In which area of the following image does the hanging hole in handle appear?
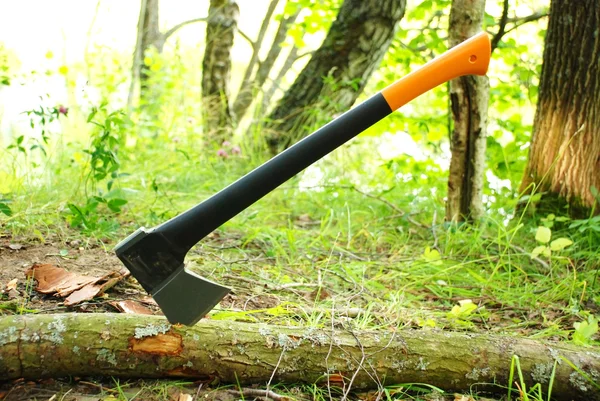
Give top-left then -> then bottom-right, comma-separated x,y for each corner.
469,55 -> 477,63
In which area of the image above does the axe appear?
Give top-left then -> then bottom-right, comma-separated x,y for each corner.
115,32 -> 491,326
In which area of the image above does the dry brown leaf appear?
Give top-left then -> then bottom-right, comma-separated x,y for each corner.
5,278 -> 17,291
26,264 -> 129,306
25,263 -> 96,296
177,393 -> 193,401
64,283 -> 105,306
141,296 -> 158,306
110,300 -> 154,315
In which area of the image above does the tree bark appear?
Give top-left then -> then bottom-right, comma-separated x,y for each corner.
445,0 -> 489,223
1,313 -> 599,400
520,0 -> 600,215
231,0 -> 280,120
202,0 -> 239,144
138,0 -> 161,97
263,0 -> 406,154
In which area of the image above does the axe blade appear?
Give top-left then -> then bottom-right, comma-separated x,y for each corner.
115,227 -> 231,325
152,267 -> 231,326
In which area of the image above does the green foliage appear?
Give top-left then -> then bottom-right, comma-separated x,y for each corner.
9,104 -> 64,157
285,0 -> 342,47
531,223 -> 573,258
64,105 -> 129,233
0,5 -> 598,399
0,201 -> 11,216
573,315 -> 599,346
0,43 -> 14,86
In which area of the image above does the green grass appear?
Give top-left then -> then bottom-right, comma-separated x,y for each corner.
1,84 -> 599,401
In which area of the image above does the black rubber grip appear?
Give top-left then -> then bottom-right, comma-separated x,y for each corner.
156,93 -> 393,256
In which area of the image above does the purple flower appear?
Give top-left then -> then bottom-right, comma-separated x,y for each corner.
217,148 -> 228,158
57,105 -> 69,116
231,145 -> 241,155
222,140 -> 232,147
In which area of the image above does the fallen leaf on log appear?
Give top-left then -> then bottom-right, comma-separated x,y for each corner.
110,300 -> 154,315
25,263 -> 129,305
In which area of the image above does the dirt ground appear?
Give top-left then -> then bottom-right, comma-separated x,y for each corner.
0,237 -> 285,401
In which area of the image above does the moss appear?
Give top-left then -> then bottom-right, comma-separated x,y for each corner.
41,315 -> 66,344
416,357 -> 429,371
531,362 -> 553,384
465,367 -> 491,380
134,323 -> 171,339
0,326 -> 18,346
569,371 -> 589,392
96,348 -> 118,366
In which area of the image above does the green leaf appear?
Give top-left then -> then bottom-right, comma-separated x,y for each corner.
550,237 -> 573,251
447,300 -> 477,320
422,246 -> 442,265
0,202 -> 12,216
107,198 -> 127,213
535,226 -> 552,244
573,316 -> 599,346
531,245 -> 549,258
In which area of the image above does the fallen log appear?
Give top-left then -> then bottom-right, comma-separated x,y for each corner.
0,313 -> 598,400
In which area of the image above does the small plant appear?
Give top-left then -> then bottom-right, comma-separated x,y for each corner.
447,299 -> 479,327
65,105 -> 129,233
8,104 -> 67,157
531,225 -> 573,258
572,314 -> 599,346
0,195 -> 11,217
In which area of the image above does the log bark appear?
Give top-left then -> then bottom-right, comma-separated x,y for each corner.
1,313 -> 599,400
520,0 -> 600,216
202,0 -> 239,143
445,0 -> 489,223
263,0 -> 406,154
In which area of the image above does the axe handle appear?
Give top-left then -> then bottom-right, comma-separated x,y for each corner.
156,32 -> 491,255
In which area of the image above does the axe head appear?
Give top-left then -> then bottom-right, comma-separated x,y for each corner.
114,227 -> 231,325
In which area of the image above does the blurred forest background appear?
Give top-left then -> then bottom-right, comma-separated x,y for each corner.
1,0 -> 600,399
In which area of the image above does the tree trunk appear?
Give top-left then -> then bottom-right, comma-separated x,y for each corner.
233,7 -> 300,121
139,0 -> 161,98
1,313 -> 599,400
263,0 -> 406,154
445,0 -> 489,223
520,0 -> 600,215
231,0 -> 280,120
202,0 -> 239,144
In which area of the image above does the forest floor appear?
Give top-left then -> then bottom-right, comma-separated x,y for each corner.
1,218 -> 598,401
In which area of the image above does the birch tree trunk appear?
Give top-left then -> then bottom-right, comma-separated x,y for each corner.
1,314 -> 599,400
445,0 -> 489,223
263,0 -> 406,154
520,0 -> 600,216
202,0 -> 239,144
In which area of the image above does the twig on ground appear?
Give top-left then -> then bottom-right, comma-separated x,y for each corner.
266,347 -> 286,395
227,387 -> 289,401
431,209 -> 439,250
192,383 -> 203,401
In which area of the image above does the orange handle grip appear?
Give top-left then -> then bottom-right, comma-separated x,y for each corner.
381,32 -> 491,111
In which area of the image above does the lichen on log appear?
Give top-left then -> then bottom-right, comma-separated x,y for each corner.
0,313 -> 598,400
